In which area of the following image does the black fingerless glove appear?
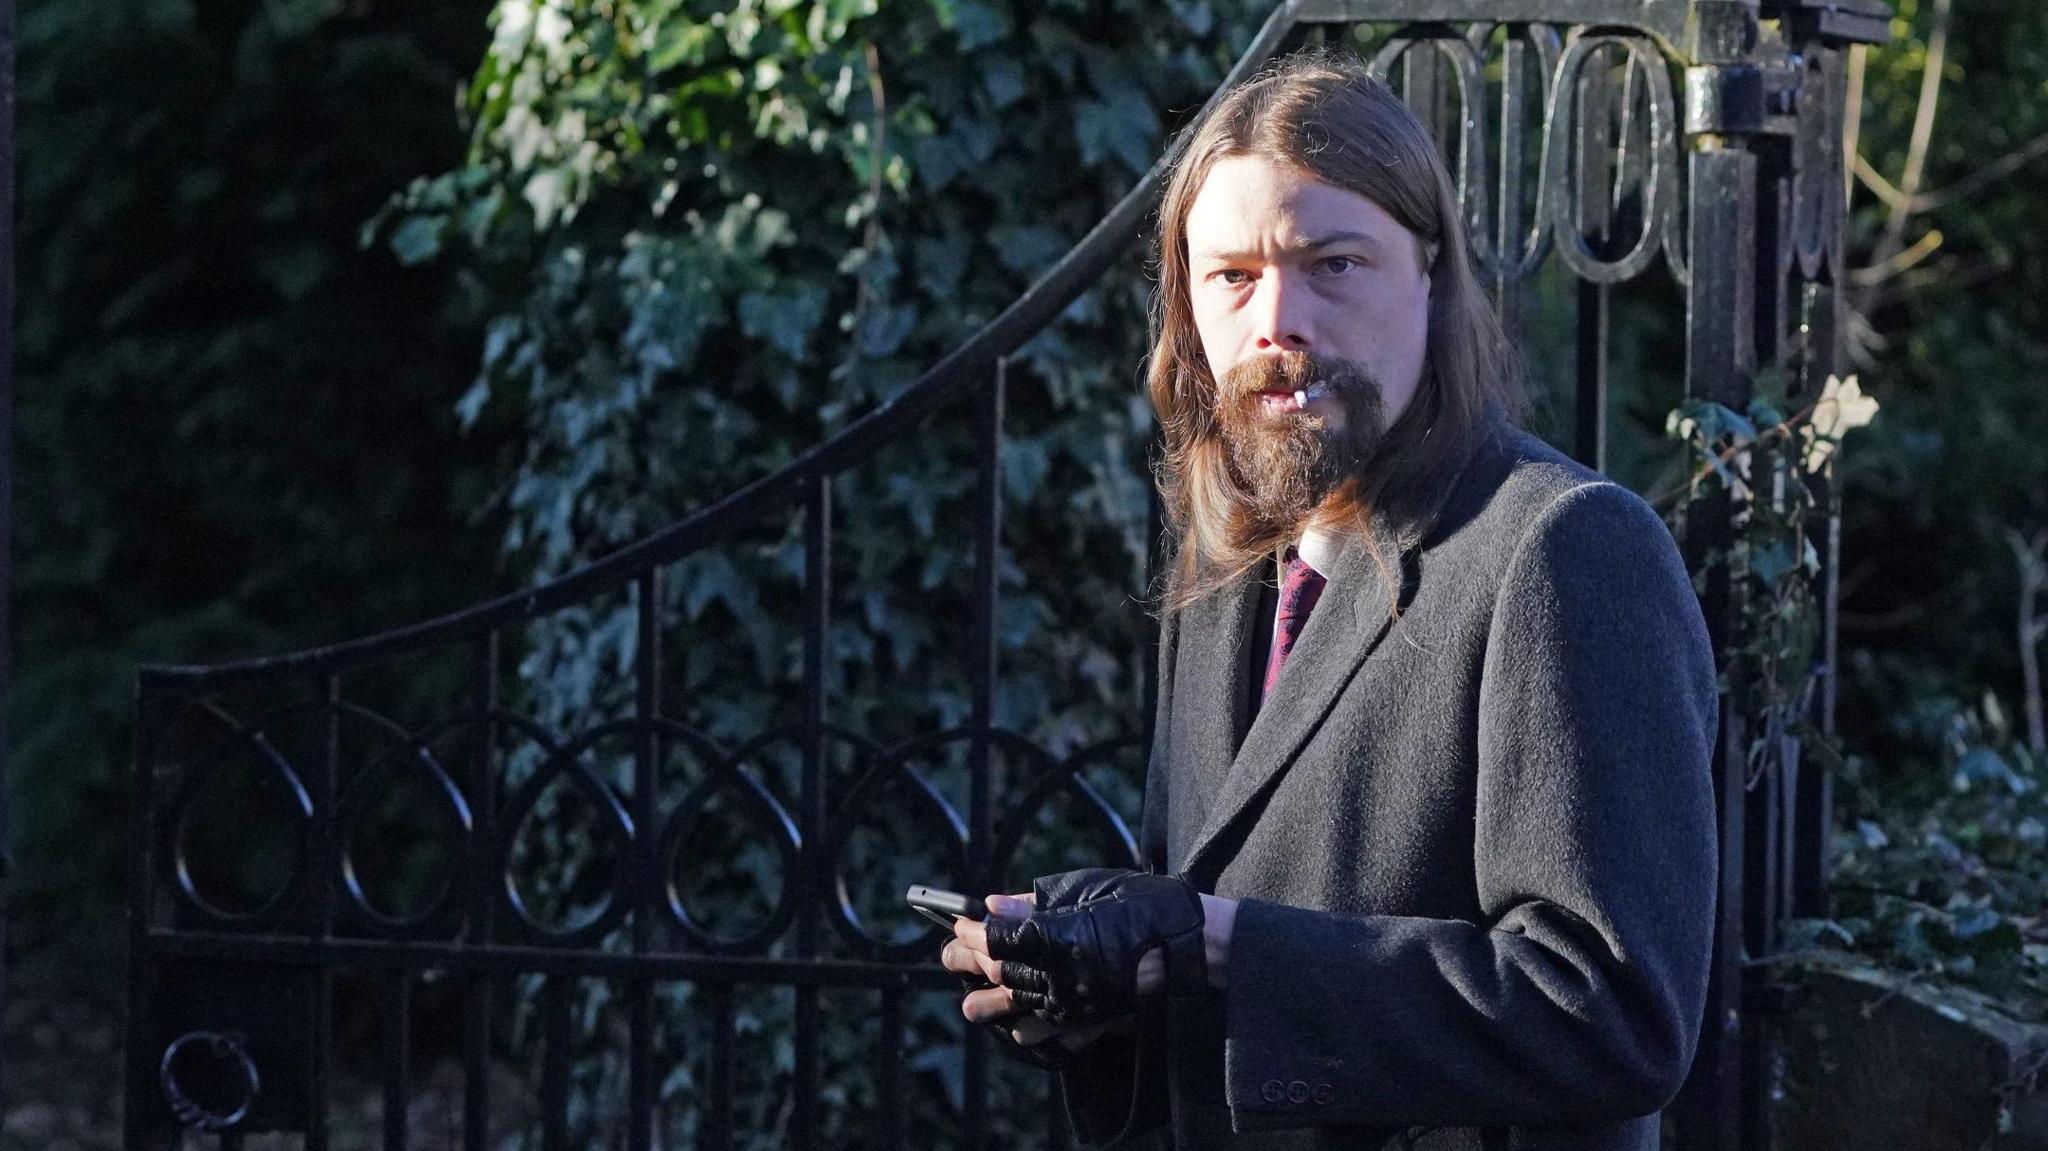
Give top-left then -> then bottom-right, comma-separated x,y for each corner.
956,970 -> 1078,1070
984,868 -> 1209,1027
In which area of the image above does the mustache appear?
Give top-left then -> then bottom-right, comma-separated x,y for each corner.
1218,351 -> 1380,402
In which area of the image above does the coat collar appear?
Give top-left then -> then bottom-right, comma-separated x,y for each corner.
1172,411 -> 1514,877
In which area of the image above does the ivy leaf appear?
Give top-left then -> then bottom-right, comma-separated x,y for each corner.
1073,90 -> 1159,173
390,214 -> 448,266
1748,540 -> 1794,585
1950,905 -> 2002,940
988,224 -> 1064,275
738,286 -> 828,360
912,136 -> 966,192
980,54 -> 1027,108
455,378 -> 492,428
1953,747 -> 2025,795
950,0 -> 1010,50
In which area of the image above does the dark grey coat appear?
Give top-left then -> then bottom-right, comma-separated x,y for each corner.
1056,415 -> 1720,1150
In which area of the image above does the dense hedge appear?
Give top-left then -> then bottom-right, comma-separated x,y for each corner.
1809,0 -> 2048,1022
11,0 -> 500,979
374,0 -> 1278,752
370,0 -> 1283,1142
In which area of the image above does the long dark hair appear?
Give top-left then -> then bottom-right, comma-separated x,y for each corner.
1149,52 -> 1523,613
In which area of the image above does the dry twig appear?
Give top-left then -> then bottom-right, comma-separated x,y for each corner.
2008,527 -> 2048,755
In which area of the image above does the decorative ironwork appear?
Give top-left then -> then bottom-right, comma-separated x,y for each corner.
159,1031 -> 261,1133
126,2 -> 1886,1147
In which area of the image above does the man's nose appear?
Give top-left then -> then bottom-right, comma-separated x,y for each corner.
1250,270 -> 1313,352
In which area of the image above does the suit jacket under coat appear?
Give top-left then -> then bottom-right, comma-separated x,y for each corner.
1055,414 -> 1720,1150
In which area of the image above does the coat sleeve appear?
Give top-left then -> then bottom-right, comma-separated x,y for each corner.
1055,604 -> 1181,1147
1219,480 -> 1720,1132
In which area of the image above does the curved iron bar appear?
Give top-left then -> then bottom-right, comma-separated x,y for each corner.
412,703 -> 571,938
1478,21 -> 1566,282
717,720 -> 881,810
1537,32 -> 1685,285
822,726 -> 987,961
1371,27 -> 1494,273
656,721 -> 804,956
1291,0 -> 1693,52
495,721 -> 639,947
166,720 -> 315,928
1791,44 -> 1839,282
168,694 -> 443,928
1651,37 -> 1691,288
168,694 -> 481,932
159,1030 -> 261,1133
985,734 -> 1147,890
333,732 -> 474,938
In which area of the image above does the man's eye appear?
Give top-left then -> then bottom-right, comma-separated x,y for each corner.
1215,269 -> 1251,285
1316,256 -> 1358,275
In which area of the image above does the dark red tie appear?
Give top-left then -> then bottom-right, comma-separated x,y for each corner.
1261,551 -> 1327,701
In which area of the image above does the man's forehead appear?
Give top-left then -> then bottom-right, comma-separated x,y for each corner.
1192,229 -> 1391,263
1184,157 -> 1410,258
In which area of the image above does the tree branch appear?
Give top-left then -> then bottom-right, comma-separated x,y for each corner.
2008,527 -> 2048,755
1853,129 -> 2048,216
834,43 -> 890,404
1874,0 -> 1952,268
1848,227 -> 1943,287
1910,128 -> 2048,213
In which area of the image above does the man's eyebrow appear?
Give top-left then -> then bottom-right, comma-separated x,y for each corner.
1192,231 -> 1384,262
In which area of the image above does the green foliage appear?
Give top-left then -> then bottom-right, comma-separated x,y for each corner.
369,0 -> 1272,1142
1784,691 -> 2047,1022
1799,0 -> 2048,1019
10,0 -> 503,976
1835,0 -> 2048,770
369,0 -> 1272,759
1664,367 -> 1869,791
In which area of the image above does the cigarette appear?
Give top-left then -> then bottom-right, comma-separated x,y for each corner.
1293,389 -> 1307,408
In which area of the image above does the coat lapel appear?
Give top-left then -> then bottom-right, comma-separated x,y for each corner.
1173,571 -> 1265,854
1176,528 -> 1408,875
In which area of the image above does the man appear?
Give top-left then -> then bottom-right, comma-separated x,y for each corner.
940,52 -> 1718,1151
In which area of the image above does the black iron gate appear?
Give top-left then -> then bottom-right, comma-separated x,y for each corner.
125,1 -> 1887,1147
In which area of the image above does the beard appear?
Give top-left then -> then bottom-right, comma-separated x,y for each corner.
1213,351 -> 1390,544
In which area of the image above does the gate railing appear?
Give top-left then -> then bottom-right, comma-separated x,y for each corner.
125,1 -> 1886,1147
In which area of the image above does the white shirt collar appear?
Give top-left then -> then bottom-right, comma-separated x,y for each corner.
1296,524 -> 1337,577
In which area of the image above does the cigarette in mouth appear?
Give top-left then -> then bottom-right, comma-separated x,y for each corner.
1296,384 -> 1328,407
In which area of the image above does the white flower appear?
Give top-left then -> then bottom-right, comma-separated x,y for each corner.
1802,374 -> 1878,471
534,3 -> 573,53
491,0 -> 535,55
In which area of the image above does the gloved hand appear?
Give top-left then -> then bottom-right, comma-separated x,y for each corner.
983,868 -> 1209,1027
943,887 -> 1143,1070
954,969 -> 1083,1069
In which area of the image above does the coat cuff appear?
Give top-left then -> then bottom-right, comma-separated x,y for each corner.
1222,898 -> 1360,1130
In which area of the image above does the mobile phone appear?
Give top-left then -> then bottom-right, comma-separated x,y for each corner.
905,885 -> 983,931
